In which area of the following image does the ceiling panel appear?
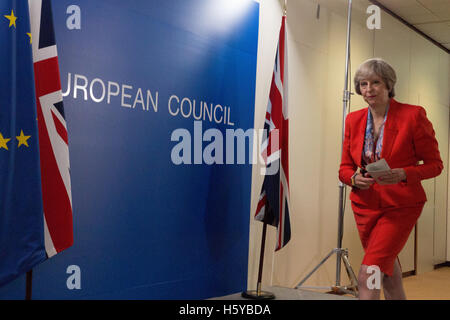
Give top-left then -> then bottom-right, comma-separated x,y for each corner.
376,0 -> 419,9
402,11 -> 440,24
370,0 -> 450,53
416,22 -> 450,43
428,6 -> 450,20
375,0 -> 422,14
417,0 -> 450,8
316,0 -> 449,53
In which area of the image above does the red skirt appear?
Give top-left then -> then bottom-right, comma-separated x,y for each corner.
351,202 -> 424,276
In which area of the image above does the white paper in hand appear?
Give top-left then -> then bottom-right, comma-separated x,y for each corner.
365,158 -> 391,179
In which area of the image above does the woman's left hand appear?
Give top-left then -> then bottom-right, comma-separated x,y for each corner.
376,168 -> 407,185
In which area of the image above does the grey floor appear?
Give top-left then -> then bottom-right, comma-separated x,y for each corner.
213,286 -> 357,300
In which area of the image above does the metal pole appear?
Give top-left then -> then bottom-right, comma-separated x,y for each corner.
336,0 -> 353,288
242,221 -> 275,299
256,222 -> 268,295
25,270 -> 32,300
296,0 -> 357,296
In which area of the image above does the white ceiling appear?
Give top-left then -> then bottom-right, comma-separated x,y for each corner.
372,0 -> 450,52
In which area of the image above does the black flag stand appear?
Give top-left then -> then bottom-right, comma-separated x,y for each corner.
25,270 -> 33,300
242,0 -> 290,302
242,222 -> 275,300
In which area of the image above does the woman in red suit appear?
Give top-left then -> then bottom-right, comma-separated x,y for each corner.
339,58 -> 443,300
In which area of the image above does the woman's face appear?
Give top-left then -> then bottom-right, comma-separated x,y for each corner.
359,73 -> 390,108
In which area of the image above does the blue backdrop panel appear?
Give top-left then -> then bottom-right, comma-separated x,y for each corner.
0,0 -> 259,299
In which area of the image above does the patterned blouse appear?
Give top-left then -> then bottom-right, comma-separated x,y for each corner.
362,106 -> 389,166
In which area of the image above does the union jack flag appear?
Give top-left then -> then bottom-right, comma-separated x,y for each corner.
29,0 -> 73,257
254,16 -> 291,251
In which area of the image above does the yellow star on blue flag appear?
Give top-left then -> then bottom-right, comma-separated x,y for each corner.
16,130 -> 31,147
0,133 -> 11,150
0,1 -> 47,288
4,9 -> 17,28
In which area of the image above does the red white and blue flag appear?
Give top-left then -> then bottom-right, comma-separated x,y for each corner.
29,0 -> 73,257
254,16 -> 291,251
0,0 -> 72,287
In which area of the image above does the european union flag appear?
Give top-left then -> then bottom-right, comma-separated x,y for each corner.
0,0 -> 47,287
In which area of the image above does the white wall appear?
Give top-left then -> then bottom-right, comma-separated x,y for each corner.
249,0 -> 450,292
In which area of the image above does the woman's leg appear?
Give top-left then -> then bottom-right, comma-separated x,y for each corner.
383,258 -> 406,300
357,264 -> 381,300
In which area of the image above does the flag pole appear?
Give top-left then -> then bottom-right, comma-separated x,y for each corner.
242,0 -> 289,300
25,270 -> 33,300
242,220 -> 275,299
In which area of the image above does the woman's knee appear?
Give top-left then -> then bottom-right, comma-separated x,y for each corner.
359,264 -> 382,290
383,272 -> 401,289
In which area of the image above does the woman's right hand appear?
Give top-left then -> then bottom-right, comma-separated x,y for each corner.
354,173 -> 375,190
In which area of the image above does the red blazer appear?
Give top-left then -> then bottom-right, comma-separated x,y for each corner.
339,99 -> 443,208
